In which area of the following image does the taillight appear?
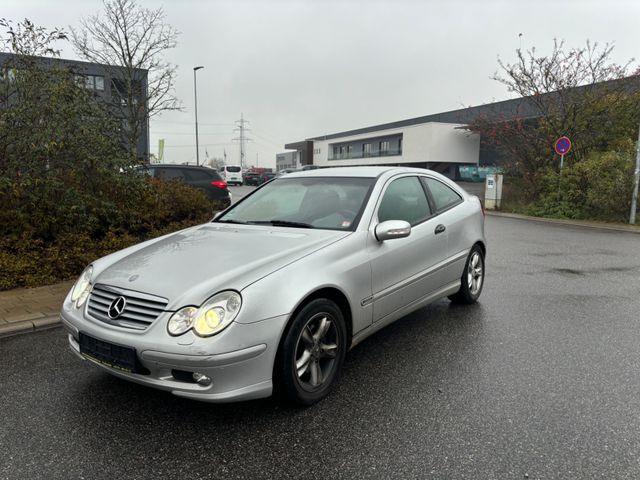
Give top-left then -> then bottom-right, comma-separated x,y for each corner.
211,181 -> 227,189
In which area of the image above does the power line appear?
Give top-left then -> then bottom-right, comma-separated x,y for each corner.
232,113 -> 253,169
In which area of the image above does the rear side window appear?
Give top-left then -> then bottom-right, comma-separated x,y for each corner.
377,176 -> 431,226
156,168 -> 186,181
184,169 -> 219,181
423,178 -> 462,212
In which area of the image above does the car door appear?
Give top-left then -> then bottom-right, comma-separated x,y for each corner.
367,175 -> 449,323
421,176 -> 466,284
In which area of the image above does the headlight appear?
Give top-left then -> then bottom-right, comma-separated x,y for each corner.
167,306 -> 198,336
71,265 -> 93,309
167,291 -> 242,337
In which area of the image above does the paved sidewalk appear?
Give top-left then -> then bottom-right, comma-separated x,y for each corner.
0,280 -> 73,337
486,210 -> 640,234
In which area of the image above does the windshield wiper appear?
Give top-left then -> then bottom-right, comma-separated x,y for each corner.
251,219 -> 315,229
215,219 -> 248,224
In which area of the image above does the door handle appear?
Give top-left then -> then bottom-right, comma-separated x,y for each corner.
434,224 -> 446,234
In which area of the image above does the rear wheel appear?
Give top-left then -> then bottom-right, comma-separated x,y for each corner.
449,245 -> 484,304
274,299 -> 347,405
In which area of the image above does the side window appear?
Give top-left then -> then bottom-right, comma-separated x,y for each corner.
423,178 -> 462,212
157,168 -> 186,181
184,169 -> 211,181
377,176 -> 431,226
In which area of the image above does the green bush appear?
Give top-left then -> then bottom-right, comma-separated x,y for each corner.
528,147 -> 635,221
0,176 -> 216,290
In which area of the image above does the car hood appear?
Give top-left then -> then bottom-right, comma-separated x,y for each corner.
94,223 -> 350,308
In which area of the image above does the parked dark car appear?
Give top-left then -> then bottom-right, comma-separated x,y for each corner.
243,172 -> 262,186
143,164 -> 232,208
259,172 -> 277,184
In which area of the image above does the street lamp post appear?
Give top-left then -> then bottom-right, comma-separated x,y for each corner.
193,66 -> 204,166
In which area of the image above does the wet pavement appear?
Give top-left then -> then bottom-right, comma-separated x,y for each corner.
1,215 -> 639,479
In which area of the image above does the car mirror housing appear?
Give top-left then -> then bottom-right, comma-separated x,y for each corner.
375,220 -> 412,241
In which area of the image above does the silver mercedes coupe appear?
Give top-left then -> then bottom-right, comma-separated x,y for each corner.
61,167 -> 486,405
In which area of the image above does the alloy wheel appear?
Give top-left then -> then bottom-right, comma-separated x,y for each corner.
294,313 -> 339,391
467,251 -> 483,295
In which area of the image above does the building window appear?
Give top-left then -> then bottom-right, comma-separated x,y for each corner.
363,143 -> 371,157
347,145 -> 353,158
379,141 -> 390,155
74,74 -> 106,91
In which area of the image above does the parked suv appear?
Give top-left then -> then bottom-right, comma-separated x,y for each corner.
143,164 -> 232,208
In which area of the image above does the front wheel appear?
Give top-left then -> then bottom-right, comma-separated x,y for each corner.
449,245 -> 484,304
274,299 -> 347,405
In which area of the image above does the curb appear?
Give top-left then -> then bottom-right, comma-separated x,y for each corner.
0,316 -> 60,339
485,211 -> 640,234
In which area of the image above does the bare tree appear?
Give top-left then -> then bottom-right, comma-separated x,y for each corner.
0,18 -> 67,57
467,39 -> 640,196
70,0 -> 181,159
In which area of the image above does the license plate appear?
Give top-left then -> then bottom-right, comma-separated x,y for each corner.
79,332 -> 138,373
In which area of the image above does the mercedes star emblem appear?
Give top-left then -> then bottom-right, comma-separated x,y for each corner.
107,296 -> 127,319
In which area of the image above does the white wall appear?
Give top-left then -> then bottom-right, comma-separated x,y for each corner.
312,122 -> 479,167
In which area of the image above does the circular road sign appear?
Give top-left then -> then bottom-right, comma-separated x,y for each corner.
554,136 -> 572,155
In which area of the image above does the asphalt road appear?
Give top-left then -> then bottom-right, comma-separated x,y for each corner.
1,216 -> 640,480
228,184 -> 256,204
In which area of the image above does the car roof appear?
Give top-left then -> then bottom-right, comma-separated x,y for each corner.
285,166 -> 427,178
149,164 -> 212,169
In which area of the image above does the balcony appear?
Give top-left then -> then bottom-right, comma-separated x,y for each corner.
328,149 -> 402,161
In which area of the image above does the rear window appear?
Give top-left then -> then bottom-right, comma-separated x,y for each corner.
226,166 -> 241,173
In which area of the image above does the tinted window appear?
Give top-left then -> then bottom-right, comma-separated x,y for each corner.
184,169 -> 218,181
226,166 -> 241,172
424,178 -> 462,211
157,168 -> 186,181
377,176 -> 431,225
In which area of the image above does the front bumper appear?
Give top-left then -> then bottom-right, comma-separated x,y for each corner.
61,306 -> 289,403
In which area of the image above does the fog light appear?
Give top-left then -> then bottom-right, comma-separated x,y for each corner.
192,372 -> 212,386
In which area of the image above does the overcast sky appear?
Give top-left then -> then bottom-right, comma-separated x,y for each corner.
4,0 -> 640,168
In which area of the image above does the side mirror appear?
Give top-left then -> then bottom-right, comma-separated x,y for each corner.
375,220 -> 411,242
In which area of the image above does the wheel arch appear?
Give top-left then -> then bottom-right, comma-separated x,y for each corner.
275,286 -> 354,360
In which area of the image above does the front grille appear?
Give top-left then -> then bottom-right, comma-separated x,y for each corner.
87,284 -> 169,331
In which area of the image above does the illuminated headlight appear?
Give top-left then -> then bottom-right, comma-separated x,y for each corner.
71,265 -> 93,309
167,291 -> 242,337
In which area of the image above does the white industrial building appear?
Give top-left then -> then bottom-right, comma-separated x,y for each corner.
284,103 -> 500,179
310,122 -> 479,178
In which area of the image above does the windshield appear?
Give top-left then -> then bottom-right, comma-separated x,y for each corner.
226,166 -> 241,172
215,176 -> 375,230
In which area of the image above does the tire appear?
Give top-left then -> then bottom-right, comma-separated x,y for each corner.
449,245 -> 485,304
274,298 -> 347,406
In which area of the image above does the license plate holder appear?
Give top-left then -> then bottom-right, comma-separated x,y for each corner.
79,332 -> 138,373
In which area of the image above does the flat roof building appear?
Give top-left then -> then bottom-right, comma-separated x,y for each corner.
0,52 -> 149,160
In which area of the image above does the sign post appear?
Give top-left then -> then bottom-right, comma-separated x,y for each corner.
554,136 -> 572,170
630,126 -> 640,225
554,137 -> 571,200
